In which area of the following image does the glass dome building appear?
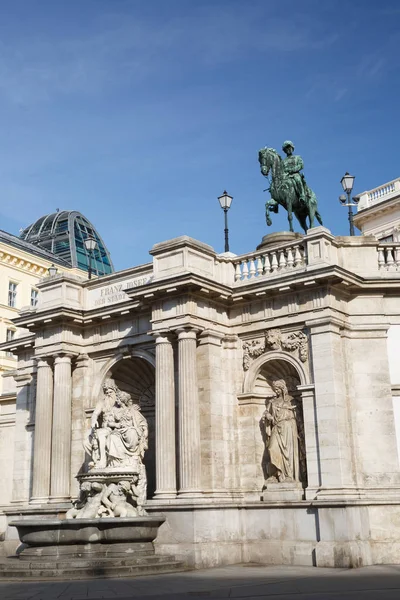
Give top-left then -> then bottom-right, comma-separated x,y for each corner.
20,211 -> 114,276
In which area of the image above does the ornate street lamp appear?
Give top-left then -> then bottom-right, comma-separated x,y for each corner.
84,235 -> 98,280
217,190 -> 233,252
48,264 -> 58,277
339,172 -> 359,236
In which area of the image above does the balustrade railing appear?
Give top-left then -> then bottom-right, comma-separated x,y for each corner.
234,241 -> 306,282
368,182 -> 396,203
378,244 -> 400,270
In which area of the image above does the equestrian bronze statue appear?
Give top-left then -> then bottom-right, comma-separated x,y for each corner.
258,141 -> 323,233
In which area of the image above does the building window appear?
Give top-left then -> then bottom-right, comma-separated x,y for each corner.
8,282 -> 17,307
6,329 -> 15,357
30,288 -> 39,307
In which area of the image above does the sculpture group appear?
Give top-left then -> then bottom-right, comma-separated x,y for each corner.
67,379 -> 148,519
68,359 -> 306,518
258,140 -> 323,233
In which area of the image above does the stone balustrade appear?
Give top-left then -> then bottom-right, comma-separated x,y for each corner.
356,178 -> 400,211
233,241 -> 306,282
378,244 -> 400,270
368,182 -> 396,203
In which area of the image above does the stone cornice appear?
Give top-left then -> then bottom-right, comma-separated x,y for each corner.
0,334 -> 35,353
0,249 -> 49,277
354,195 -> 400,226
125,271 -> 233,303
233,264 -> 400,302
231,265 -> 355,301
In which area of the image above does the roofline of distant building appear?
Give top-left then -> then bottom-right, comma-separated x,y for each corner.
0,229 -> 72,268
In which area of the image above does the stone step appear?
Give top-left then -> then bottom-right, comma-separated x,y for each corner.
0,559 -> 186,580
3,554 -> 180,570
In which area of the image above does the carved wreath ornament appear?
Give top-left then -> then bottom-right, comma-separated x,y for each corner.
242,328 -> 308,371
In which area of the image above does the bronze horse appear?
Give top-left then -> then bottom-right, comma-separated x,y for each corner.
258,147 -> 323,233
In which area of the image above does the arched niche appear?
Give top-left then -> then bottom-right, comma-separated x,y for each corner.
100,354 -> 156,499
243,350 -> 308,395
240,352 -> 308,489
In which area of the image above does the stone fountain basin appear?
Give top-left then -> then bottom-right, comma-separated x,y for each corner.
10,517 -> 165,547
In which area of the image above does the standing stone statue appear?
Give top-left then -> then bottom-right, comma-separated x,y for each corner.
261,379 -> 300,483
258,141 -> 323,233
88,379 -> 119,469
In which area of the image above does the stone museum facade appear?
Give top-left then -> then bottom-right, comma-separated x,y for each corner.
2,179 -> 400,570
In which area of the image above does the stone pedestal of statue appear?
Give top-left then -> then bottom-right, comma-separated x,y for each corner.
256,231 -> 304,251
262,481 -> 304,502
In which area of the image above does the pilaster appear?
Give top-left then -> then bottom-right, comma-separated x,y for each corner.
197,330 -> 238,496
70,353 -> 90,498
177,328 -> 202,497
306,317 -> 355,498
154,333 -> 177,498
344,324 -> 400,493
11,373 -> 33,504
30,358 -> 53,504
49,354 -> 72,503
297,384 -> 319,498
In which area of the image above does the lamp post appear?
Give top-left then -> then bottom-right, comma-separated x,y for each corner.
48,264 -> 58,277
84,235 -> 97,280
340,172 -> 359,236
217,190 -> 233,252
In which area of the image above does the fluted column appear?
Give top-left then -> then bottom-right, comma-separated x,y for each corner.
154,333 -> 176,498
177,328 -> 202,497
30,359 -> 53,504
49,354 -> 72,502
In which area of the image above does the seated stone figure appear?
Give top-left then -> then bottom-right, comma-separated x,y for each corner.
107,391 -> 148,469
86,382 -> 149,472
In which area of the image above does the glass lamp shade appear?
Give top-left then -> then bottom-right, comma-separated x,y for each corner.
218,190 -> 233,209
48,264 -> 58,277
84,235 -> 97,251
341,172 -> 355,193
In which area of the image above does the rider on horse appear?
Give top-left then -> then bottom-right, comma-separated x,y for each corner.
282,141 -> 311,206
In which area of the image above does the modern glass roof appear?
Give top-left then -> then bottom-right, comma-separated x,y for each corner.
20,211 -> 114,276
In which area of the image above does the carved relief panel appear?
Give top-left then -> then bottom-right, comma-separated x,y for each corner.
242,328 -> 308,372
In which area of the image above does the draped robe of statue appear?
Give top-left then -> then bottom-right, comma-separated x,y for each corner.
87,381 -> 148,472
107,396 -> 148,469
262,379 -> 300,483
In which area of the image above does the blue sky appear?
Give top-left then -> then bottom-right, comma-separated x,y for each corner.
0,0 -> 399,270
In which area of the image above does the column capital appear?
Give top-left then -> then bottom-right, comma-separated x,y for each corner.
35,357 -> 52,368
54,353 -> 73,365
297,384 -> 315,399
176,327 -> 201,341
75,353 -> 90,366
305,316 -> 345,335
153,331 -> 174,345
198,329 -> 225,347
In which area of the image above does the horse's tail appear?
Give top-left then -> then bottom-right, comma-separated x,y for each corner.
315,211 -> 323,225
